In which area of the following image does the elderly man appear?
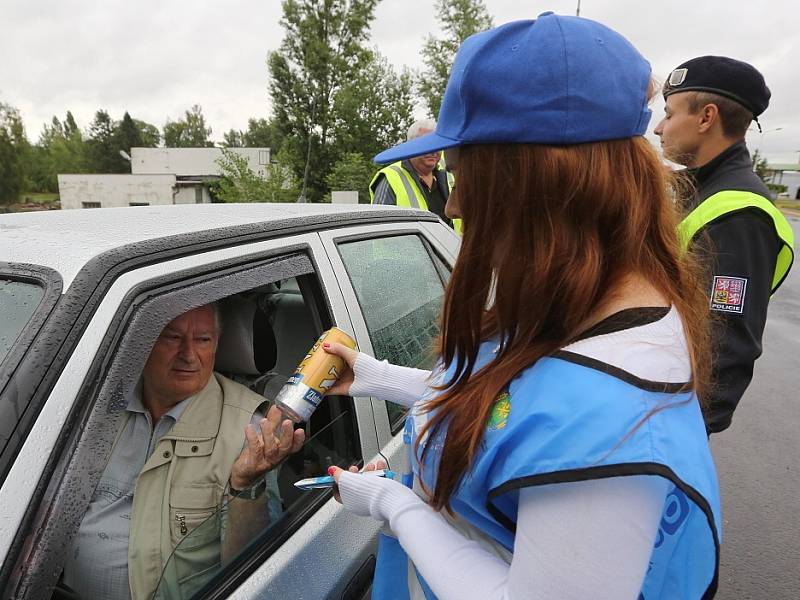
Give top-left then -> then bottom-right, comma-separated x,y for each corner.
62,304 -> 304,600
369,118 -> 459,231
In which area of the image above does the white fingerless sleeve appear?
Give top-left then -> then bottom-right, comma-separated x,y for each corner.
337,471 -> 668,600
349,353 -> 432,408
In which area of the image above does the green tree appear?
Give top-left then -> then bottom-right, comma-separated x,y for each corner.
163,104 -> 214,147
34,113 -> 89,192
243,117 -> 285,151
752,149 -> 769,183
418,0 -> 493,117
87,109 -> 128,173
0,102 -> 29,204
64,111 -> 80,138
331,52 -> 414,162
135,119 -> 161,147
222,129 -> 244,148
223,118 -> 286,150
325,152 -> 375,203
115,112 -> 143,159
214,147 -> 298,203
268,0 -> 378,202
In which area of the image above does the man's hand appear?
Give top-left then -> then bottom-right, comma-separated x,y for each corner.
230,405 -> 305,490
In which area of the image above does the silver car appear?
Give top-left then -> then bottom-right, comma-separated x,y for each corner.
0,203 -> 458,600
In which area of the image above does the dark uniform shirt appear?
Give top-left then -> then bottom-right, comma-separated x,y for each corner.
372,159 -> 453,227
684,141 -> 782,433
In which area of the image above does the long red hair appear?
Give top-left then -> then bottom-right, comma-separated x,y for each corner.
419,139 -> 711,511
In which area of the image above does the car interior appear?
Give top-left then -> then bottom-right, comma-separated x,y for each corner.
52,275 -> 362,600
154,276 -> 362,596
213,276 -> 359,512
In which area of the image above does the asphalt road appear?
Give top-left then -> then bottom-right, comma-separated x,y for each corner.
711,214 -> 800,599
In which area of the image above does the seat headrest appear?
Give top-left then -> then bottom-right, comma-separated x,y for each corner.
215,296 -> 277,376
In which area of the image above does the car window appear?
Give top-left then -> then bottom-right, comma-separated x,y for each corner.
149,275 -> 362,599
0,278 -> 45,365
337,235 -> 447,429
23,251 -> 365,600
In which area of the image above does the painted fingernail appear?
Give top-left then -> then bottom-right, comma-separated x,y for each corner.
323,342 -> 331,349
327,466 -> 336,475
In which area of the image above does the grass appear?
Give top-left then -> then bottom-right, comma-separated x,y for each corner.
19,192 -> 59,204
776,198 -> 800,216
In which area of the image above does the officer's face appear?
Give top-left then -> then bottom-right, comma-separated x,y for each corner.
654,93 -> 703,167
143,305 -> 218,406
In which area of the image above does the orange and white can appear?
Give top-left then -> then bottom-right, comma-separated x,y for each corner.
274,327 -> 357,422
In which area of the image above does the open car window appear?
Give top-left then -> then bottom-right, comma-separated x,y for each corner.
151,274 -> 361,599
153,386 -> 358,599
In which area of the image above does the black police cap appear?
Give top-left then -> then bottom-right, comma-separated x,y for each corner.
663,56 -> 770,117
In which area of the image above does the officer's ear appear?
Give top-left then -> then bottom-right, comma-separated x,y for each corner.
697,103 -> 721,134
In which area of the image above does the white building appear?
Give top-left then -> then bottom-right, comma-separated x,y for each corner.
58,147 -> 270,210
766,163 -> 800,200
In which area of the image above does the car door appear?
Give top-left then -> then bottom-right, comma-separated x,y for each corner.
318,221 -> 456,471
1,232 -> 381,600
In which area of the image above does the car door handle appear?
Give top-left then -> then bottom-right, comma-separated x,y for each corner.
339,554 -> 376,600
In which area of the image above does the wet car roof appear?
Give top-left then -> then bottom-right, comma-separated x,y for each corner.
0,203 -> 431,289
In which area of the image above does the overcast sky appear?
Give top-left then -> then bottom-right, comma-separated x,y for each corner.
3,0 -> 798,163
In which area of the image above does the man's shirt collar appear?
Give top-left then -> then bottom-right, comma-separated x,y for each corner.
126,381 -> 195,423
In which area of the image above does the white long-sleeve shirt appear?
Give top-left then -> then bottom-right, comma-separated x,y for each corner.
338,307 -> 692,600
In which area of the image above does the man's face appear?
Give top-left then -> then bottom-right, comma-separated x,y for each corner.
408,127 -> 440,175
143,305 -> 218,405
654,93 -> 703,166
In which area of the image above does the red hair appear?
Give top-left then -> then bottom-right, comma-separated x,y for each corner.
419,139 -> 711,511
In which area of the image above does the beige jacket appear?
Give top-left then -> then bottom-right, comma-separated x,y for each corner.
127,373 -> 263,600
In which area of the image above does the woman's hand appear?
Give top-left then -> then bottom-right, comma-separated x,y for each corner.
329,459 -> 389,503
322,341 -> 359,395
330,459 -> 419,523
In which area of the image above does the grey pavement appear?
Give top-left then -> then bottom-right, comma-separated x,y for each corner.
711,214 -> 800,599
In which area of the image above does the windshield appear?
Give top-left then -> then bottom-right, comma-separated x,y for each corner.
0,278 -> 45,366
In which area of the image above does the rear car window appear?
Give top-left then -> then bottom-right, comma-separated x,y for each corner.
0,278 -> 45,366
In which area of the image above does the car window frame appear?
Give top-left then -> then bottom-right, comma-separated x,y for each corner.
318,223 -> 454,438
2,237 -> 374,600
0,263 -> 62,396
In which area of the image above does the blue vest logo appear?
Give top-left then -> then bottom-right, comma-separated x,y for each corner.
654,485 -> 690,547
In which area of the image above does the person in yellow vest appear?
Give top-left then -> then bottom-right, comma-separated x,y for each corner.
62,304 -> 305,600
370,118 -> 461,232
655,56 -> 794,433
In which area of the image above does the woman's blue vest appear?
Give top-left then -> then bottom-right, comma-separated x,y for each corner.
373,340 -> 722,600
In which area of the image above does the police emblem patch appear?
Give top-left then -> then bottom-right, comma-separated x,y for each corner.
487,391 -> 511,431
710,275 -> 747,314
668,67 -> 688,86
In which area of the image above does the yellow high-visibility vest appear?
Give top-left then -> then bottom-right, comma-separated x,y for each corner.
678,190 -> 794,293
369,162 -> 463,234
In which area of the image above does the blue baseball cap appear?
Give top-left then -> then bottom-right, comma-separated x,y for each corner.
375,12 -> 652,164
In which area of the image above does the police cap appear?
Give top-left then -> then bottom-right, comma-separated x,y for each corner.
663,55 -> 770,117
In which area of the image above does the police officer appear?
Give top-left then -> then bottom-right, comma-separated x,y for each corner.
655,56 -> 795,433
370,119 -> 461,232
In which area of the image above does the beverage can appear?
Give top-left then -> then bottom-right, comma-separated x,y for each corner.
274,327 -> 357,422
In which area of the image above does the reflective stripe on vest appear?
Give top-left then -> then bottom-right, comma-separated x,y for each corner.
369,162 -> 428,210
678,190 -> 795,293
369,161 -> 463,234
